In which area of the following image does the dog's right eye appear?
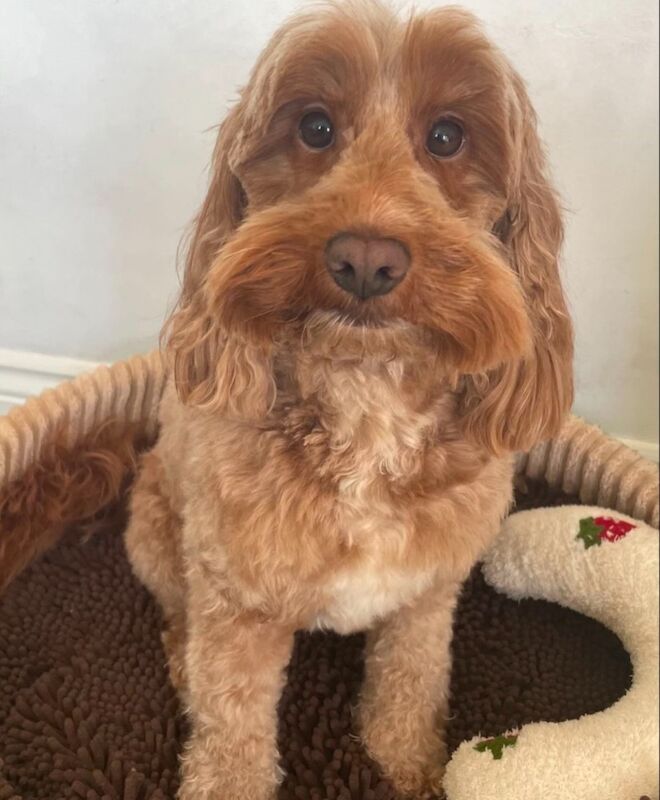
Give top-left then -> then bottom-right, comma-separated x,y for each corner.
299,110 -> 334,150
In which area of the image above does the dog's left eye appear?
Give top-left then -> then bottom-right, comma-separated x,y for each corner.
299,110 -> 335,150
426,118 -> 465,158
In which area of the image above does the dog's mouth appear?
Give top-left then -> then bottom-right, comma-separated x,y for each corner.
300,308 -> 419,339
297,305 -> 392,331
332,311 -> 389,329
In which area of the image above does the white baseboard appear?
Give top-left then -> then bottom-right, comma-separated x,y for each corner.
618,437 -> 659,464
0,348 -> 101,416
0,348 -> 658,462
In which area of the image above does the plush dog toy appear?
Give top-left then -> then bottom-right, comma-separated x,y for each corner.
444,505 -> 659,800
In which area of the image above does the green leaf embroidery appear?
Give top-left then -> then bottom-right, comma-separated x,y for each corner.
576,517 -> 603,549
474,734 -> 518,760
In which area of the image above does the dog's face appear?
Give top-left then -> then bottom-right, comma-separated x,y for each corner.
167,2 -> 573,454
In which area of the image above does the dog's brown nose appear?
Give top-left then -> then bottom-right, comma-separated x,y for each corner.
325,233 -> 410,300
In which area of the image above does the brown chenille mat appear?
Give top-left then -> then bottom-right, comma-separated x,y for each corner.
0,481 -> 632,800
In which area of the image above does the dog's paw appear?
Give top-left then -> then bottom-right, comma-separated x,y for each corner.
360,712 -> 447,799
379,759 -> 445,799
177,730 -> 281,800
178,783 -> 276,800
177,772 -> 278,800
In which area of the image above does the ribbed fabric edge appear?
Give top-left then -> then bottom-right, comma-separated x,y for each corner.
0,350 -> 657,526
0,350 -> 165,486
520,416 -> 658,527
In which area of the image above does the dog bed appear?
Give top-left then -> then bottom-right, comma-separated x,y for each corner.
0,352 -> 658,800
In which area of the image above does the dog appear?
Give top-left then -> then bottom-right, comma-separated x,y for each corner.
124,2 -> 573,797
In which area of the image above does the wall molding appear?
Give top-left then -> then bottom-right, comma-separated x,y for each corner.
0,348 -> 658,462
0,348 -> 101,416
618,437 -> 659,464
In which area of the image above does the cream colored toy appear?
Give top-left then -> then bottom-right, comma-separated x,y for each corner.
444,505 -> 659,800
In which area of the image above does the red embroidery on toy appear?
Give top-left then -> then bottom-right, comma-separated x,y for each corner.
593,516 -> 637,542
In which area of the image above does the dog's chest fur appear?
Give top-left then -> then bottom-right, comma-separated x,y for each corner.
174,350 -> 478,634
294,355 -> 441,632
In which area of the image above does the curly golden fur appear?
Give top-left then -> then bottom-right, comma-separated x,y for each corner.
124,2 -> 573,797
0,421 -> 143,592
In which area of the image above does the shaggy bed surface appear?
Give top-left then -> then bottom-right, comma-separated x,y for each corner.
0,482 -> 632,800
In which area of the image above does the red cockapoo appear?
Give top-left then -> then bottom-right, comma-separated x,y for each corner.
124,2 -> 573,797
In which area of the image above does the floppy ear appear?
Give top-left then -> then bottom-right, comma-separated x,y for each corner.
162,102 -> 276,419
177,107 -> 246,305
459,73 -> 574,454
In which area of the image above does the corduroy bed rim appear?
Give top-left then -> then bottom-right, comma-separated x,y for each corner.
0,350 -> 657,528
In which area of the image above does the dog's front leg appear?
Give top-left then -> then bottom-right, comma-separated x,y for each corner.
177,578 -> 294,800
358,579 -> 461,798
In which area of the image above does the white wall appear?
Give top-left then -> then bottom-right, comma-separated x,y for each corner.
1,0 -> 657,450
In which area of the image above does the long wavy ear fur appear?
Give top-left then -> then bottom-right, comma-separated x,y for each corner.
177,107 -> 246,306
161,100 -> 275,419
459,71 -> 574,454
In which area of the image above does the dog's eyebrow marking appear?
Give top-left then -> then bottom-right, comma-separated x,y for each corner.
254,9 -> 385,111
290,48 -> 375,91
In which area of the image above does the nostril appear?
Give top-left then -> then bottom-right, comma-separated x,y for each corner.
375,265 -> 393,281
327,257 -> 359,295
